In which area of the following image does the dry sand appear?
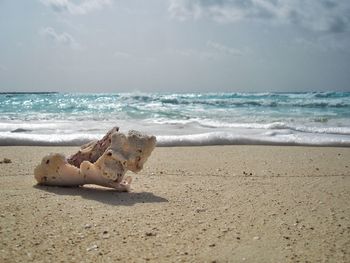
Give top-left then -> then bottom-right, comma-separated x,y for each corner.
0,146 -> 349,262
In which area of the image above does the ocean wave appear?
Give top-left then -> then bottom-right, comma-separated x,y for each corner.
264,123 -> 350,135
151,119 -> 350,135
149,94 -> 350,108
156,132 -> 350,147
1,92 -> 350,122
1,129 -> 350,147
1,92 -> 350,146
0,133 -> 99,146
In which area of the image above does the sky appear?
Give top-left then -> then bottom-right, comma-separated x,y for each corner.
0,0 -> 350,93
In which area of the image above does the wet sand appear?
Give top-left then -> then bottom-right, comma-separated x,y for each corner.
0,146 -> 349,262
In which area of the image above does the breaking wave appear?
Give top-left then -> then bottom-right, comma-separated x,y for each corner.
0,91 -> 350,146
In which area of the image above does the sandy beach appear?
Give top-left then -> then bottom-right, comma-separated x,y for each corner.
0,145 -> 349,263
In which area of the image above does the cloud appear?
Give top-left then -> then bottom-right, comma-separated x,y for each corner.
39,27 -> 80,49
286,1 -> 350,33
166,42 -> 245,61
168,0 -> 281,23
295,34 -> 350,52
40,0 -> 111,15
169,0 -> 350,34
207,41 -> 244,56
113,51 -> 132,59
166,48 -> 217,60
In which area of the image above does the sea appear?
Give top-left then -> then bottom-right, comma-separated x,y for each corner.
0,92 -> 350,147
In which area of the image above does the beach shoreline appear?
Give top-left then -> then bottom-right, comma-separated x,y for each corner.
1,145 -> 349,262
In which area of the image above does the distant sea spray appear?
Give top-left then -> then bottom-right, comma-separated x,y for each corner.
0,92 -> 350,146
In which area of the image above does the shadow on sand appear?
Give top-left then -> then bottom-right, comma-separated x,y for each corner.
34,185 -> 168,206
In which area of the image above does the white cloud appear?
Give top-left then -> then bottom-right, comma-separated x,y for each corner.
167,44 -> 245,60
166,41 -> 246,61
168,0 -> 202,21
40,0 -> 111,15
168,0 -> 281,23
207,41 -> 244,56
166,48 -> 216,60
295,35 -> 350,52
169,0 -> 350,34
39,27 -> 80,49
113,51 -> 132,59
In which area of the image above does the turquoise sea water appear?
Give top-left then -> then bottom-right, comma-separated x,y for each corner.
0,92 -> 350,146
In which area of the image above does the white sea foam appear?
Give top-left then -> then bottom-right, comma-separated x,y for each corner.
156,131 -> 350,147
1,123 -> 350,147
0,132 -> 100,146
